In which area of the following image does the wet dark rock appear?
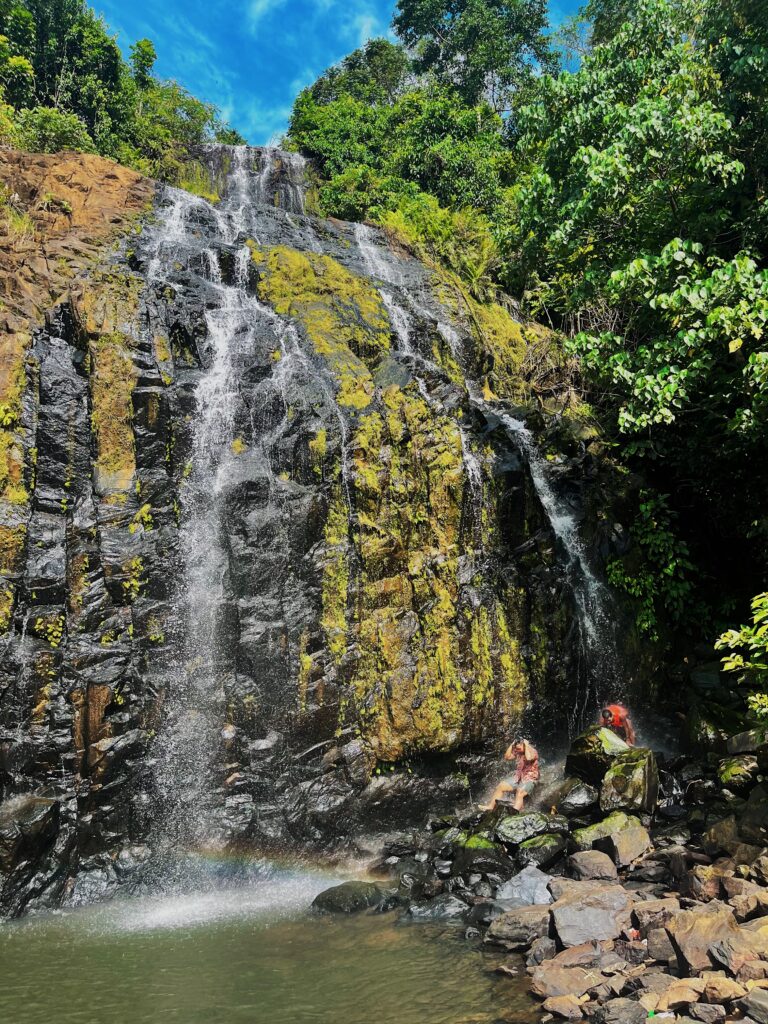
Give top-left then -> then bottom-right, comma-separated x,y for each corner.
496,864 -> 553,905
494,812 -> 568,847
312,880 -> 384,914
572,812 -> 642,853
596,823 -> 653,867
559,780 -> 600,817
568,851 -> 619,882
566,728 -> 631,785
408,893 -> 469,921
600,748 -> 659,815
519,832 -> 567,869
591,998 -> 647,1024
485,904 -> 551,949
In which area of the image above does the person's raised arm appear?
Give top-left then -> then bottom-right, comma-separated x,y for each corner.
503,744 -> 515,761
626,719 -> 636,745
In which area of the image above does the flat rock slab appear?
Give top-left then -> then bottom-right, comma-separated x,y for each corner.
569,850 -> 619,882
592,997 -> 647,1024
667,906 -> 739,973
531,963 -> 602,999
485,903 -> 551,949
497,864 -> 553,905
596,824 -> 653,867
551,883 -> 634,948
543,993 -> 585,1019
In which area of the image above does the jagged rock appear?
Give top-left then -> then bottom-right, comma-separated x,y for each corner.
702,976 -> 746,1003
741,989 -> 768,1024
519,833 -> 567,869
647,926 -> 677,962
408,893 -> 469,920
568,851 -> 619,882
591,997 -> 646,1024
633,897 -> 681,933
656,977 -> 706,1011
688,860 -> 736,902
728,730 -> 768,756
600,747 -> 659,815
531,964 -> 599,999
690,1005 -> 727,1024
717,755 -> 759,793
494,812 -> 568,847
565,727 -> 631,784
596,824 -> 653,867
496,864 -> 553,905
740,786 -> 768,847
710,930 -> 762,971
527,935 -> 558,966
485,904 -> 551,949
571,812 -> 641,853
542,994 -> 585,1018
666,906 -> 740,973
550,883 -> 634,947
558,779 -> 600,817
312,881 -> 384,914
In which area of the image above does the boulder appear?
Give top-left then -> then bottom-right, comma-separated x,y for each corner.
497,864 -> 553,905
648,926 -> 677,962
565,727 -> 631,784
592,997 -> 647,1024
551,883 -> 634,948
572,811 -> 641,853
568,850 -> 619,882
740,786 -> 768,847
690,1006 -> 727,1024
312,881 -> 384,914
559,780 -> 600,817
656,977 -> 706,1011
485,904 -> 551,949
596,824 -> 653,867
494,811 -> 568,847
600,748 -> 659,815
702,975 -> 746,1003
717,755 -> 759,793
741,988 -> 768,1024
633,897 -> 681,934
542,994 -> 585,1019
688,860 -> 736,902
727,729 -> 768,756
531,964 -> 600,999
710,931 -> 761,973
666,906 -> 740,974
527,935 -> 558,966
407,893 -> 469,920
519,833 -> 567,869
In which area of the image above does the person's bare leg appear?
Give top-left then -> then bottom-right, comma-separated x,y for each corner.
513,787 -> 529,812
480,781 -> 515,811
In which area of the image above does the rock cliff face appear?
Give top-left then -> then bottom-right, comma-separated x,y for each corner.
0,146 -> 640,914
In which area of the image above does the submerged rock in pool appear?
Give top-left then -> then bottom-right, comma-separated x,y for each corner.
312,880 -> 385,914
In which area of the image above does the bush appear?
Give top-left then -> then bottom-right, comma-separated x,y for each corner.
14,106 -> 96,154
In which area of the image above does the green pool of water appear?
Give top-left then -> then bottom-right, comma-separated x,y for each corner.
0,871 -> 533,1024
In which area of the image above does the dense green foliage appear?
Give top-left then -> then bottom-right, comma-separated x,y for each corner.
0,0 -> 242,179
288,0 -> 767,650
716,593 -> 768,721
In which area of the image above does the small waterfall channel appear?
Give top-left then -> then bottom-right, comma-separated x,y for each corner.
353,222 -> 617,726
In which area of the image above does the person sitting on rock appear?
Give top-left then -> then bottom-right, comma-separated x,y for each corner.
600,703 -> 636,745
479,738 -> 540,812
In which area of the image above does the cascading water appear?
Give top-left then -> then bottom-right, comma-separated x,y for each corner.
353,220 -> 617,724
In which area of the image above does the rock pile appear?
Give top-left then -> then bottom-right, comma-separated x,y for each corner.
313,724 -> 768,1021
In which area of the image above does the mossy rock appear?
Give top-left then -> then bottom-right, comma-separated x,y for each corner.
494,811 -> 568,848
518,833 -> 567,869
571,811 -> 641,853
565,726 -> 630,784
600,747 -> 659,814
717,754 -> 759,793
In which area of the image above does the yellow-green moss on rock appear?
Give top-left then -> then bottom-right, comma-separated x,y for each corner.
250,244 -> 390,411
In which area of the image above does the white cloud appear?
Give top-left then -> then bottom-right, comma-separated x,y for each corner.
247,0 -> 288,30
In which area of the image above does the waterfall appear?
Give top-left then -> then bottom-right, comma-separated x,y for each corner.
354,221 -> 617,721
145,148 -> 315,879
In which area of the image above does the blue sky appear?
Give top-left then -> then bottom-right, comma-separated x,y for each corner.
95,0 -> 579,144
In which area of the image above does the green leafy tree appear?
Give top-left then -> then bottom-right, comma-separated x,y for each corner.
14,103 -> 94,151
130,37 -> 156,90
716,593 -> 768,720
393,0 -> 555,109
309,38 -> 410,106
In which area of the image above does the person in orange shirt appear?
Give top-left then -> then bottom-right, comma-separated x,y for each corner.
480,738 -> 540,812
601,703 -> 636,745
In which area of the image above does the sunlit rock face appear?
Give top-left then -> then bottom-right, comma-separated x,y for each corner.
0,146 -> 641,913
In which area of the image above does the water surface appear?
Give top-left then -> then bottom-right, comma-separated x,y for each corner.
0,871 -> 533,1024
